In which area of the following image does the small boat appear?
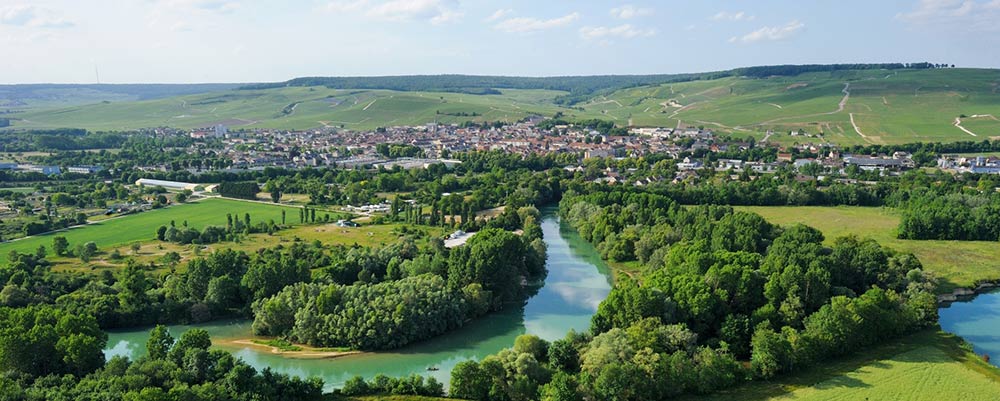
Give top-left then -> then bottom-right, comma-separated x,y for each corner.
426,366 -> 439,371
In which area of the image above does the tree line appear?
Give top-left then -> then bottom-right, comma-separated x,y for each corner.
217,181 -> 259,200
253,210 -> 547,350
438,186 -> 937,401
0,309 -> 323,400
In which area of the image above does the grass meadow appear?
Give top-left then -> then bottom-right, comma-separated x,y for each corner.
0,198 -> 301,266
736,206 -> 1000,294
684,330 -> 1000,401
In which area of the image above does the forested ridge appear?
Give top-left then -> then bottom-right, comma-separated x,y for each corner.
239,63 -> 947,105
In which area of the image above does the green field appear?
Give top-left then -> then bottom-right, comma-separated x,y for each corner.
9,69 -> 999,146
588,68 -> 1000,146
0,187 -> 37,194
736,206 -> 1000,293
0,198 -> 302,265
686,330 -> 1000,401
10,87 -> 599,132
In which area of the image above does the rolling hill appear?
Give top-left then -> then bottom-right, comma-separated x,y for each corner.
4,67 -> 999,146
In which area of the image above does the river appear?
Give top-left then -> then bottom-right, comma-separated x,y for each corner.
939,289 -> 1000,366
104,211 -> 612,389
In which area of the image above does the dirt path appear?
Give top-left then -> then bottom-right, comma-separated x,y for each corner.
849,113 -> 869,139
761,131 -> 774,142
836,83 -> 850,113
767,103 -> 783,109
362,99 -> 377,111
668,102 -> 701,118
591,99 -> 624,108
954,117 -> 979,137
753,82 -> 851,126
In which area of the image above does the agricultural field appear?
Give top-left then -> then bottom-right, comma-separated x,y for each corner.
10,68 -> 998,147
9,87 -> 601,132
1,195 -> 446,274
0,197 -> 302,266
687,330 -> 1000,401
736,206 -> 1000,293
584,68 -> 1000,146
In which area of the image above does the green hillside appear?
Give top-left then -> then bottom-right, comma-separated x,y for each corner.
6,68 -> 1000,146
589,68 -> 1000,146
9,87 -> 602,131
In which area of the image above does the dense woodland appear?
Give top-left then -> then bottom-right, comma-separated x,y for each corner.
0,310 -> 322,401
435,187 -> 938,401
898,191 -> 1000,241
0,127 -> 997,400
254,210 -> 547,350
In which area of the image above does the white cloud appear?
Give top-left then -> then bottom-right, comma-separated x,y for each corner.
0,5 -> 74,28
153,0 -> 241,14
325,0 -> 462,24
326,0 -> 369,13
610,5 -> 652,19
896,0 -> 1000,31
147,0 -> 241,31
485,8 -> 513,22
730,20 -> 804,43
711,11 -> 755,22
493,12 -> 579,34
580,24 -> 655,41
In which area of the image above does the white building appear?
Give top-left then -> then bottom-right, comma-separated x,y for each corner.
135,178 -> 199,191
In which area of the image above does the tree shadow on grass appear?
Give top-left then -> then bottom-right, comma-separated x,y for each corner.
812,374 -> 871,390
679,330 -> 965,401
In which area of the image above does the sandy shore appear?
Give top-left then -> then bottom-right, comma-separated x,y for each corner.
217,338 -> 363,360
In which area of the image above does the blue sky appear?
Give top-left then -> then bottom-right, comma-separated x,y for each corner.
1,0 -> 998,83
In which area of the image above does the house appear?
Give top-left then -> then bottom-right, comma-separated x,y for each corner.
67,165 -> 104,174
717,159 -> 744,171
677,157 -> 704,171
843,155 -> 914,171
335,220 -> 360,228
20,165 -> 61,175
793,159 -> 818,169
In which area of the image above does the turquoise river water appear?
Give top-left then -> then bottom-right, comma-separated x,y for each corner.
104,211 -> 613,389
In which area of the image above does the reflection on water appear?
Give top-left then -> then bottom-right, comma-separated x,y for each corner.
104,210 -> 612,389
939,289 -> 1000,367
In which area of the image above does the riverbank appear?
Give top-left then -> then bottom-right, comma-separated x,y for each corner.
215,338 -> 363,360
103,212 -> 612,389
937,281 -> 999,304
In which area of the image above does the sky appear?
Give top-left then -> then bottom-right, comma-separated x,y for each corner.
1,0 -> 999,84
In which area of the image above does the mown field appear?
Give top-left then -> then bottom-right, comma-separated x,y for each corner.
0,197 -> 302,266
685,330 -> 1000,401
736,206 -> 1000,293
